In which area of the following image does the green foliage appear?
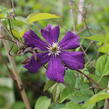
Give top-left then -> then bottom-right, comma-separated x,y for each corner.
83,33 -> 109,53
83,91 -> 109,108
49,83 -> 65,102
11,101 -> 25,109
34,96 -> 51,109
12,28 -> 26,38
83,35 -> 104,42
64,70 -> 76,88
0,86 -> 12,94
43,80 -> 55,91
61,102 -> 84,109
27,13 -> 60,23
59,88 -> 73,103
98,44 -> 109,53
96,55 -> 109,79
0,95 -> 6,107
0,7 -> 8,19
50,104 -> 65,109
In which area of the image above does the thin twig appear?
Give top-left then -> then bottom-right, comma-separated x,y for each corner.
77,70 -> 103,90
10,0 -> 16,19
7,19 -> 18,40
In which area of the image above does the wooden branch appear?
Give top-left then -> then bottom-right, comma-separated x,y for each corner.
0,24 -> 31,109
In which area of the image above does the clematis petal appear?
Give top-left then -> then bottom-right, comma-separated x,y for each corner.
60,51 -> 84,70
23,30 -> 48,50
46,56 -> 65,83
59,31 -> 80,49
41,24 -> 60,44
24,53 -> 49,73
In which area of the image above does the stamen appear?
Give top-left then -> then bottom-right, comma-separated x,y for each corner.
47,42 -> 61,56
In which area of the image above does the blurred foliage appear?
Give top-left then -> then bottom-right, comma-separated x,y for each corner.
0,0 -> 109,109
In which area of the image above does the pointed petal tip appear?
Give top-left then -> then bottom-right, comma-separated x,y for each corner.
59,31 -> 80,50
41,24 -> 60,44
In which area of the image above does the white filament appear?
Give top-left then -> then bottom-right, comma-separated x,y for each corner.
47,42 -> 61,56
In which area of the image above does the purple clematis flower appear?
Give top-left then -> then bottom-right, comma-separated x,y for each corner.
23,24 -> 84,83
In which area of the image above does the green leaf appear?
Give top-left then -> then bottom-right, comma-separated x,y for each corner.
52,84 -> 61,102
12,29 -> 21,38
43,80 -> 55,91
11,17 -> 27,26
83,35 -> 104,42
49,83 -> 65,102
12,28 -> 26,38
59,88 -> 73,103
0,13 -> 6,19
0,95 -> 6,107
35,96 -> 51,109
83,34 -> 109,45
83,91 -> 109,107
0,8 -> 7,19
61,102 -> 84,109
0,86 -> 12,94
98,44 -> 109,53
11,101 -> 25,109
64,70 -> 76,88
51,104 -> 65,109
96,55 -> 109,78
83,104 -> 95,109
27,13 -> 60,23
104,34 -> 109,43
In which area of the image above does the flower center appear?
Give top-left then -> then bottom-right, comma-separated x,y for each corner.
47,42 -> 61,56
